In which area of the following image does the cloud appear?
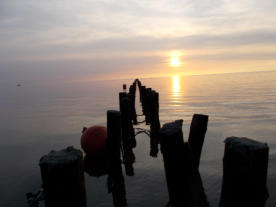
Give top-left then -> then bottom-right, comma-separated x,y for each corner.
2,30 -> 276,59
1,0 -> 276,80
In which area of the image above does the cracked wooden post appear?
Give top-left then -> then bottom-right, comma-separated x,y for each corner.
219,137 -> 269,207
106,110 -> 127,207
188,114 -> 209,169
160,120 -> 209,207
39,146 -> 86,207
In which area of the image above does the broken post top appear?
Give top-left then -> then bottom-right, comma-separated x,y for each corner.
193,114 -> 208,120
107,110 -> 121,119
192,114 -> 208,125
225,136 -> 268,151
160,120 -> 184,155
39,146 -> 83,165
160,120 -> 183,136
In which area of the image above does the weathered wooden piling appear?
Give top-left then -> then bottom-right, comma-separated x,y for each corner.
149,91 -> 160,128
106,110 -> 127,207
188,114 -> 209,169
160,120 -> 209,207
120,95 -> 136,148
128,85 -> 138,124
219,137 -> 269,207
123,84 -> 127,91
119,92 -> 127,112
144,88 -> 152,125
39,146 -> 86,207
119,95 -> 136,176
140,85 -> 146,108
150,91 -> 161,157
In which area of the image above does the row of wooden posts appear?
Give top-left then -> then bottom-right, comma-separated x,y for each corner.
38,79 -> 269,207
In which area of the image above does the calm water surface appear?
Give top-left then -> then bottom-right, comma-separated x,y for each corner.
0,71 -> 276,206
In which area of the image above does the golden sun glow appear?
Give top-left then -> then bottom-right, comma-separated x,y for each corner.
171,57 -> 180,67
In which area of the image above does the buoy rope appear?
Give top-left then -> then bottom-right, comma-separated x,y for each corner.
134,128 -> 150,137
137,120 -> 146,124
26,188 -> 44,207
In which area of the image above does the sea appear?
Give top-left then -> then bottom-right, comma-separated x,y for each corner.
0,70 -> 276,207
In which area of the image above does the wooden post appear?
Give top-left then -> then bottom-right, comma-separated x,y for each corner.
106,110 -> 127,207
123,84 -> 127,91
188,114 -> 209,169
136,79 -> 142,94
128,92 -> 137,125
120,96 -> 135,176
150,91 -> 161,157
160,120 -> 209,207
140,86 -> 146,107
144,88 -> 152,125
136,79 -> 141,85
119,92 -> 127,112
219,137 -> 269,207
39,146 -> 86,207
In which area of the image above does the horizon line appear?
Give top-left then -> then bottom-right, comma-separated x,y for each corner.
87,69 -> 276,82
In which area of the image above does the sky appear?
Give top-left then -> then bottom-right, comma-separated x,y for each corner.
1,0 -> 276,81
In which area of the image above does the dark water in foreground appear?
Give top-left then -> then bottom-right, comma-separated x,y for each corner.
0,71 -> 276,206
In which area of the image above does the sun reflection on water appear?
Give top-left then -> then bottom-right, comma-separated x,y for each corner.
172,75 -> 180,99
169,75 -> 184,111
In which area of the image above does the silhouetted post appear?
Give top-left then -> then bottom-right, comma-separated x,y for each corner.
119,92 -> 127,112
120,96 -> 135,176
188,114 -> 209,169
150,91 -> 161,157
120,95 -> 136,149
39,147 -> 86,207
136,79 -> 141,84
140,86 -> 146,106
128,87 -> 137,124
106,110 -> 127,207
219,137 -> 269,207
160,120 -> 209,207
140,87 -> 150,124
126,94 -> 136,149
123,84 -> 127,91
136,79 -> 142,93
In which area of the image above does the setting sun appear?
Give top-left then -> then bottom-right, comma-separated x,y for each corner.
171,57 -> 180,67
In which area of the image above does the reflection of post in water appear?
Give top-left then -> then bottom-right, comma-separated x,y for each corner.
172,76 -> 180,98
106,110 -> 127,207
84,153 -> 108,177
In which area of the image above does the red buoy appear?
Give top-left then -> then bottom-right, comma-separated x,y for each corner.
81,126 -> 107,156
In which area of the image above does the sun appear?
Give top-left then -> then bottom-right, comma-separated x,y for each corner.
170,57 -> 180,67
